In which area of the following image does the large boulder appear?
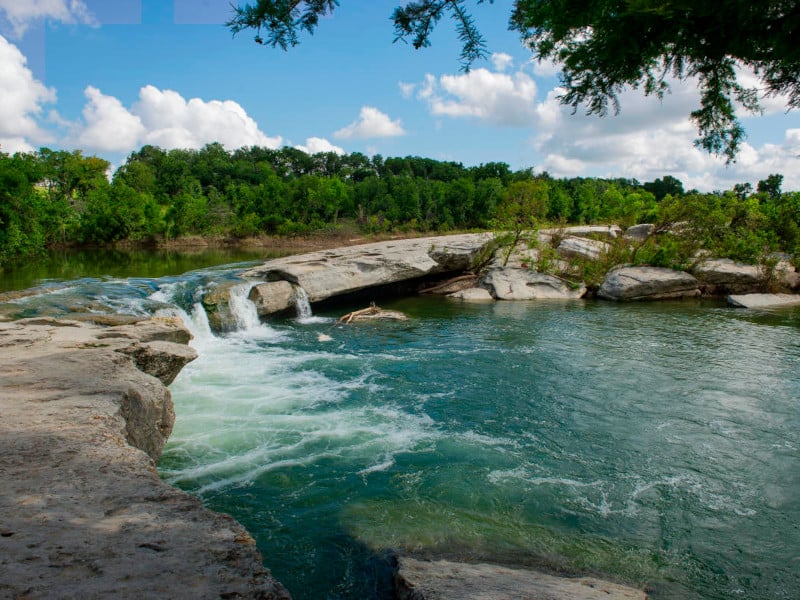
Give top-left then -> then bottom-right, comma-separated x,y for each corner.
727,293 -> 800,309
692,258 -> 765,294
242,233 -> 492,303
119,340 -> 198,386
599,266 -> 700,301
200,280 -> 240,332
557,236 -> 611,261
0,317 -> 290,599
540,225 -> 622,239
488,242 -> 541,270
447,287 -> 495,302
772,255 -> 800,291
395,557 -> 648,600
249,280 -> 296,318
481,267 -> 586,300
624,224 -> 655,241
243,233 -> 492,303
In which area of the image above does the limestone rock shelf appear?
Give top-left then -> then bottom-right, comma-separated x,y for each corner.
242,233 -> 492,303
395,557 -> 649,600
0,317 -> 290,600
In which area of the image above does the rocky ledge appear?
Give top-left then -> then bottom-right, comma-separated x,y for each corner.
0,317 -> 289,599
395,557 -> 648,600
242,233 -> 492,303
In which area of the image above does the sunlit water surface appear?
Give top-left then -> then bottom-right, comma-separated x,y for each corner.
2,258 -> 798,599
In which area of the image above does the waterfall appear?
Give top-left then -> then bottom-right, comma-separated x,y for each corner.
226,282 -> 283,340
293,286 -> 314,321
228,283 -> 263,332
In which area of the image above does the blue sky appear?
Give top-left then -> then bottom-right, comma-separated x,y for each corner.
1,0 -> 798,191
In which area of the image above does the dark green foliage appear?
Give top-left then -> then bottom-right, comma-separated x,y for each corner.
0,145 -> 797,275
643,175 -> 684,201
492,179 -> 548,266
757,173 -> 784,200
510,0 -> 799,161
227,0 -> 338,50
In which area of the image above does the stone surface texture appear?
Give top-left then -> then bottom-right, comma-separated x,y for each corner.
0,317 -> 290,600
248,280 -> 297,317
692,259 -> 765,294
447,288 -> 495,302
773,257 -> 800,290
481,267 -> 587,300
540,225 -> 622,239
624,224 -> 655,241
242,234 -> 492,303
599,267 -> 700,301
727,293 -> 800,309
200,280 -> 241,332
395,557 -> 648,600
557,236 -> 611,261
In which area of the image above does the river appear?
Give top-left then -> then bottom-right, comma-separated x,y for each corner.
2,250 -> 799,599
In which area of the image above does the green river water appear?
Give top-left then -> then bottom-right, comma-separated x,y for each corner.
2,249 -> 799,599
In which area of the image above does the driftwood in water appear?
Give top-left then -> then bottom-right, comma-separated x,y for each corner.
419,273 -> 478,295
338,303 -> 408,324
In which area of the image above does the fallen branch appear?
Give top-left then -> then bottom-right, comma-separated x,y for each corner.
418,274 -> 478,294
338,302 -> 380,324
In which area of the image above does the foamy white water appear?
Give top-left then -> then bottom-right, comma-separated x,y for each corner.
292,285 -> 332,324
155,285 -> 800,600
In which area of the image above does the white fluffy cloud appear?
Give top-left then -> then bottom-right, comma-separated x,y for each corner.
490,52 -> 514,72
398,82 -> 416,99
0,35 -> 56,152
295,136 -> 345,155
334,106 -> 405,139
531,79 -> 800,190
73,85 -> 282,153
76,86 -> 145,152
734,64 -> 793,117
0,0 -> 96,36
417,68 -> 538,126
413,59 -> 800,190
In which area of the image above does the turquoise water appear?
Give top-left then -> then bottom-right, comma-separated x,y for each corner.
2,258 -> 798,599
158,289 -> 800,599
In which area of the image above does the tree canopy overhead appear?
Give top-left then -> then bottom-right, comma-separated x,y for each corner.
227,0 -> 799,161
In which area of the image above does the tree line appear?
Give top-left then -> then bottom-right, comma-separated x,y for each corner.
1,143 -> 798,269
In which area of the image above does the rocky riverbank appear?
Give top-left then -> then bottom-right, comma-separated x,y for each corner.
0,316 -> 290,599
197,229 -> 799,329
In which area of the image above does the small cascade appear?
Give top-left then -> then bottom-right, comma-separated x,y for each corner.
187,302 -> 214,341
228,283 -> 263,332
293,285 -> 313,321
226,283 -> 284,340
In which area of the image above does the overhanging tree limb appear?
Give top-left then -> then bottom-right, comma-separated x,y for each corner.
228,0 -> 799,161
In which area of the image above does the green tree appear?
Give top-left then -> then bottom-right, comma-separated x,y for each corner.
643,175 -> 684,201
493,179 -> 548,266
473,177 -> 505,226
230,1 -> 798,160
0,153 -> 45,264
757,173 -> 784,200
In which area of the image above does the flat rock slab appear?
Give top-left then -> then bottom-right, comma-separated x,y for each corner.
599,267 -> 699,301
242,234 -> 492,303
557,236 -> 610,261
395,558 -> 648,600
693,259 -> 765,294
447,288 -> 495,302
624,224 -> 654,241
0,317 -> 290,599
727,293 -> 800,309
540,225 -> 622,239
482,267 -> 586,300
